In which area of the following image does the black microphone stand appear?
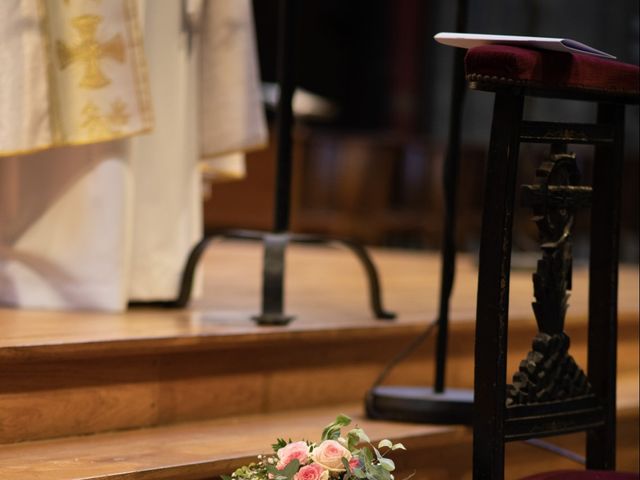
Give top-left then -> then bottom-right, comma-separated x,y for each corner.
366,0 -> 474,424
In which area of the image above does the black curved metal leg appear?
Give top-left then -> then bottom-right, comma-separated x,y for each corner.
128,236 -> 216,309
173,236 -> 216,308
132,229 -> 395,324
328,239 -> 396,320
281,232 -> 396,320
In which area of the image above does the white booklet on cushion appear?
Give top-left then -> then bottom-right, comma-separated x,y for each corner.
434,32 -> 616,59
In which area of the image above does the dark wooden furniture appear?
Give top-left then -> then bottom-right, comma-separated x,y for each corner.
467,45 -> 639,479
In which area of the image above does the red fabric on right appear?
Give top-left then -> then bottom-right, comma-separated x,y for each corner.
464,45 -> 640,97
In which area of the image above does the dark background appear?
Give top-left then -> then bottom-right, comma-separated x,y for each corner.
205,0 -> 639,262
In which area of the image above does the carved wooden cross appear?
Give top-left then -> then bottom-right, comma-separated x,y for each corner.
57,15 -> 125,89
521,152 -> 592,335
507,151 -> 594,407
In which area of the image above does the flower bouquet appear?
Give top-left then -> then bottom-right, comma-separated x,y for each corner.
222,414 -> 410,480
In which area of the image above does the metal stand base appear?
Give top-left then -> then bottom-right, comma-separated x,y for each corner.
130,229 -> 396,325
251,312 -> 295,325
366,386 -> 473,425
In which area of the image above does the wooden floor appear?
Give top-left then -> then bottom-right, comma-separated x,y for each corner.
1,240 -> 638,353
0,241 -> 637,479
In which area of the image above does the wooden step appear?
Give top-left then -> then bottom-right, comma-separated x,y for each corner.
0,377 -> 637,480
1,242 -> 638,444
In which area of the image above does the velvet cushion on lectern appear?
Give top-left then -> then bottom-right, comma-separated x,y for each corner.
520,471 -> 640,480
464,45 -> 640,96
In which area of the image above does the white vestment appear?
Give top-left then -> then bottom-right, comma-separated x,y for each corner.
0,0 -> 266,311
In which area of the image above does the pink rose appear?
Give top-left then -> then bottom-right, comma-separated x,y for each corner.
311,440 -> 352,472
277,441 -> 310,469
293,464 -> 328,480
348,457 -> 361,471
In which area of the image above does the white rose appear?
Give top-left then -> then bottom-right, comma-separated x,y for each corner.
311,440 -> 352,472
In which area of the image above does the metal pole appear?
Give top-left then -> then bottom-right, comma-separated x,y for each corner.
254,0 -> 297,324
434,0 -> 468,392
273,0 -> 296,233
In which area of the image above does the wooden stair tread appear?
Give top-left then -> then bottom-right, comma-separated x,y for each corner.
0,404 -> 459,480
1,241 -> 638,362
1,376 -> 637,480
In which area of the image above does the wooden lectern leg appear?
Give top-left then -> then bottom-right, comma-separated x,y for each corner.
473,93 -> 524,480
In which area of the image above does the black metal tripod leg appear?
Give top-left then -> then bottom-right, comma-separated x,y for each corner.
334,240 -> 396,320
147,229 -> 393,324
128,236 -> 217,309
173,236 -> 218,308
253,233 -> 295,325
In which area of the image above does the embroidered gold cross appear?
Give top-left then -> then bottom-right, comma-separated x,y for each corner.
57,15 -> 125,89
80,99 -> 130,139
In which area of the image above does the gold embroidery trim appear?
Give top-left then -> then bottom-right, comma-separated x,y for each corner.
123,0 -> 154,129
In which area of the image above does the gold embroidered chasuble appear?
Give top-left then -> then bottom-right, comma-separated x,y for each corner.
0,0 -> 267,311
0,0 -> 153,156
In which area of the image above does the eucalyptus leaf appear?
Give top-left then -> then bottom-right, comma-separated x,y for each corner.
342,457 -> 353,478
379,457 -> 395,471
354,468 -> 368,479
265,459 -> 300,480
362,446 -> 374,464
378,439 -> 393,450
354,428 -> 370,443
373,447 -> 383,461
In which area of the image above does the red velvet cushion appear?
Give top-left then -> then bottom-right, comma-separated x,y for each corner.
520,470 -> 639,480
465,45 -> 640,97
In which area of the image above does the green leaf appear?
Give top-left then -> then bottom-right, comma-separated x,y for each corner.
347,428 -> 370,450
354,428 -> 370,443
321,414 -> 352,441
347,432 -> 358,451
282,459 -> 301,478
265,459 -> 300,480
377,439 -> 393,450
271,438 -> 289,452
342,457 -> 353,478
361,446 -> 374,464
265,465 -> 285,480
353,466 -> 368,479
373,447 -> 384,461
364,463 -> 393,480
335,414 -> 352,426
378,457 -> 395,471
